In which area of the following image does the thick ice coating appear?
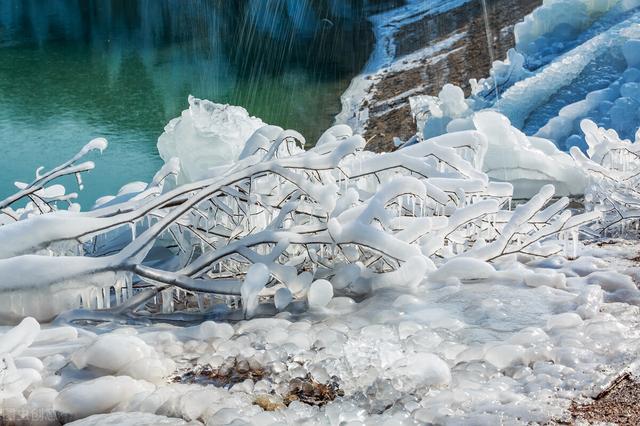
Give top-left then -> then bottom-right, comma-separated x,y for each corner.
157,96 -> 265,183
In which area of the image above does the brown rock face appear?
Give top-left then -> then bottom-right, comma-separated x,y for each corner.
570,373 -> 640,425
362,0 -> 542,152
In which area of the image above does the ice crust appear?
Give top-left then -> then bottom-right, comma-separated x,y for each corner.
514,0 -> 640,57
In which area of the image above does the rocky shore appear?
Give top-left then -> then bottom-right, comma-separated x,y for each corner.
339,0 -> 541,152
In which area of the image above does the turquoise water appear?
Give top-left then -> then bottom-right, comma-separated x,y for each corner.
0,0 -> 397,207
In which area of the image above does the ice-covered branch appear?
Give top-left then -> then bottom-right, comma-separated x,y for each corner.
0,100 -> 600,323
0,138 -> 107,216
571,120 -> 640,237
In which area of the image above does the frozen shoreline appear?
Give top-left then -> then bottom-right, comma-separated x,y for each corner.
335,0 -> 469,133
335,0 -> 541,150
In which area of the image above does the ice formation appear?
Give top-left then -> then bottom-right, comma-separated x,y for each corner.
407,0 -> 640,198
571,118 -> 640,236
157,96 -> 265,183
475,111 -> 589,198
0,94 -> 635,426
1,0 -> 640,423
2,236 -> 640,425
514,0 -> 640,57
0,94 -> 597,326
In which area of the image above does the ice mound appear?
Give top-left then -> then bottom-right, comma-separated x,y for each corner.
536,37 -> 640,146
54,375 -> 155,421
67,412 -> 198,426
157,95 -> 265,183
474,111 -> 588,198
409,84 -> 472,140
71,333 -> 175,382
514,0 -> 640,57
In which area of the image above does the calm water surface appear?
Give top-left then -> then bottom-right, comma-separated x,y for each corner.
0,0 -> 400,206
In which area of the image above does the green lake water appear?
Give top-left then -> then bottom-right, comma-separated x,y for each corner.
0,0 -> 399,206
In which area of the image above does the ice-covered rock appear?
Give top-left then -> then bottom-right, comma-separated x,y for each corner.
67,412 -> 198,426
307,280 -> 334,309
428,258 -> 496,282
54,376 -> 155,421
475,111 -> 588,197
71,333 -> 174,382
396,353 -> 451,386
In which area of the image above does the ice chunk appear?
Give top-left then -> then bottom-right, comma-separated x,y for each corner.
397,353 -> 451,386
71,334 -> 153,372
428,258 -> 496,282
274,287 -> 293,311
157,96 -> 265,183
546,313 -> 583,330
0,353 -> 42,402
308,279 -> 334,309
586,271 -> 638,292
524,271 -> 567,289
485,344 -> 526,370
26,387 -> 57,410
0,317 -> 40,356
54,376 -> 155,421
70,334 -> 173,382
183,321 -> 234,341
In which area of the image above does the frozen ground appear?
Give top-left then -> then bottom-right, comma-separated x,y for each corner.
3,239 -> 640,425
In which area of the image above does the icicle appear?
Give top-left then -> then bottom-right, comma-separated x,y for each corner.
114,284 -> 121,306
162,289 -> 174,313
126,273 -> 133,299
72,172 -> 83,191
130,222 -> 136,241
103,287 -> 111,309
96,290 -> 104,309
197,293 -> 206,312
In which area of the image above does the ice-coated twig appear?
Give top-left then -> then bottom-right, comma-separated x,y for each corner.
0,138 -> 107,211
571,120 -> 640,237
